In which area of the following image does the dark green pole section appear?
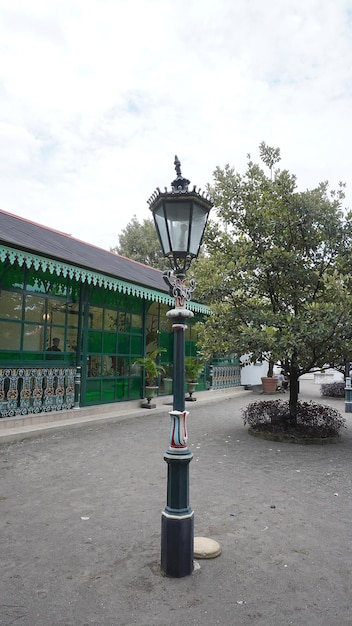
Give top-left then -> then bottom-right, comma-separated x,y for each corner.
161,294 -> 194,578
164,455 -> 192,516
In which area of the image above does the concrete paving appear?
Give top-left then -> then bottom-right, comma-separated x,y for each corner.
0,387 -> 251,443
1,379 -> 351,625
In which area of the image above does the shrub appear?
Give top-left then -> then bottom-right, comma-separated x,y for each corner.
242,399 -> 346,439
321,382 -> 345,398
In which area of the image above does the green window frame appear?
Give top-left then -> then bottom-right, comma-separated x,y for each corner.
84,290 -> 144,405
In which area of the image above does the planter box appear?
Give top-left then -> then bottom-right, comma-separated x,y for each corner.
261,376 -> 278,393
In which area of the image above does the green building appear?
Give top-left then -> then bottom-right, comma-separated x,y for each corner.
0,209 -> 214,417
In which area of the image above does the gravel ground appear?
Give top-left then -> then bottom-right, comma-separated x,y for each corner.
1,379 -> 351,626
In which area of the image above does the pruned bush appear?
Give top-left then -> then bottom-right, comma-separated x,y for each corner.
242,399 -> 346,439
321,382 -> 345,398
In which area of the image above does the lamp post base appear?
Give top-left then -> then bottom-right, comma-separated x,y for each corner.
161,512 -> 194,577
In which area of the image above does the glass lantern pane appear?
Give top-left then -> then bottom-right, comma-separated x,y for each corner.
164,201 -> 192,252
189,205 -> 209,255
154,209 -> 170,255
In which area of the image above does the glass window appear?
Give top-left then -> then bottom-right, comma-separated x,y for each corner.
0,320 -> 21,350
67,304 -> 80,328
24,295 -> 45,322
146,314 -> 159,353
86,379 -> 101,403
88,355 -> 101,376
88,330 -> 102,352
129,376 -> 141,399
0,291 -> 23,320
46,330 -> 64,353
23,323 -> 45,351
104,309 -> 118,331
131,314 -> 142,332
67,328 -> 78,352
116,356 -> 130,376
119,312 -> 130,332
159,312 -> 170,332
158,331 -> 173,356
102,379 -> 116,401
102,356 -> 116,376
48,299 -> 67,326
130,335 -> 142,355
118,334 -> 130,353
103,333 -> 117,353
89,306 -> 103,329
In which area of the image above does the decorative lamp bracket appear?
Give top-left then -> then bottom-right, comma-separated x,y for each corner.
163,270 -> 196,309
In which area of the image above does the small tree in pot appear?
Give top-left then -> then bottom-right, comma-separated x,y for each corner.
185,357 -> 203,401
261,358 -> 278,393
134,348 -> 166,408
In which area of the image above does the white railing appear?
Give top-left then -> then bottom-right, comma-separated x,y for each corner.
210,364 -> 241,389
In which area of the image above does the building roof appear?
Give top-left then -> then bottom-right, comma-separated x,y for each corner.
0,208 -> 167,293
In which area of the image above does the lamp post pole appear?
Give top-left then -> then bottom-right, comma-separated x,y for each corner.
148,156 -> 213,577
160,270 -> 195,577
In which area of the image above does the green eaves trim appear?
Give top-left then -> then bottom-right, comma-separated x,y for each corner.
0,245 -> 209,314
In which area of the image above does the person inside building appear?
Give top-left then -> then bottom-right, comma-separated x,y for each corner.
47,337 -> 61,352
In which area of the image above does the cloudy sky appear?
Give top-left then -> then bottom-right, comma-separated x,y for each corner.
1,0 -> 351,250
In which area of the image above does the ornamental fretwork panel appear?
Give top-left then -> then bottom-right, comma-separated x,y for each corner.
0,367 -> 76,417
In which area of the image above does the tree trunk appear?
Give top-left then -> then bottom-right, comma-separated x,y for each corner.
288,369 -> 300,426
267,360 -> 274,377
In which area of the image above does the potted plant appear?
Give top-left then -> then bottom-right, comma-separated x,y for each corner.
134,348 -> 166,408
185,357 -> 203,401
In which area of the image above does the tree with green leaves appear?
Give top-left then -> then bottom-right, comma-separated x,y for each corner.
111,215 -> 167,270
194,143 -> 352,424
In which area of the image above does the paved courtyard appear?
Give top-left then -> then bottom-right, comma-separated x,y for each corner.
1,380 -> 351,625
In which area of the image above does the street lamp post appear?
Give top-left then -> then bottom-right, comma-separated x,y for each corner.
148,156 -> 213,577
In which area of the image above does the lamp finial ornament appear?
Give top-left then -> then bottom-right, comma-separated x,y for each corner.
171,155 -> 190,192
174,155 -> 182,177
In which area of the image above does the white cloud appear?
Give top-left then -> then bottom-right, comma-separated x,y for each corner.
0,0 -> 351,249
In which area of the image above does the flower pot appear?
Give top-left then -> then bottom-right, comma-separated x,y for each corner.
186,381 -> 198,401
142,385 -> 159,409
261,377 -> 278,394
